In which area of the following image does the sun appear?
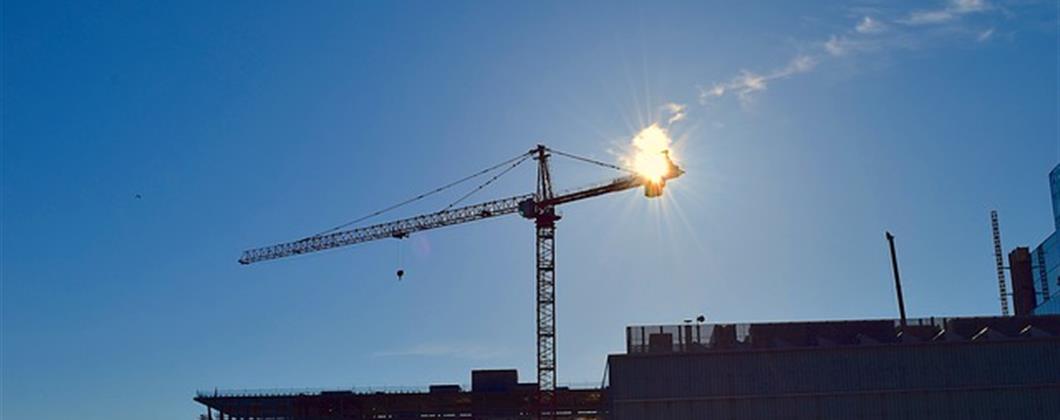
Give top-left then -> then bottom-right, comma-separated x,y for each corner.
630,123 -> 675,183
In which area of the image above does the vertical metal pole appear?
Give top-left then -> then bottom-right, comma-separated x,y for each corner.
886,232 -> 908,328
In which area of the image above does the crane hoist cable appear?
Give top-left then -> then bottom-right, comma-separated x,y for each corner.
307,147 -> 640,243
547,148 -> 637,174
442,147 -> 637,212
442,153 -> 532,210
309,150 -> 534,239
311,147 -> 630,240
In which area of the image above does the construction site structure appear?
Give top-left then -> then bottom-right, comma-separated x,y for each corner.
195,314 -> 1060,420
196,369 -> 604,420
238,144 -> 683,418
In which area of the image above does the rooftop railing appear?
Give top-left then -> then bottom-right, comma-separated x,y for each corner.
196,385 -> 431,398
626,315 -> 1060,354
196,381 -> 602,399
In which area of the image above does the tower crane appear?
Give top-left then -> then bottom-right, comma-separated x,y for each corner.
239,144 -> 683,418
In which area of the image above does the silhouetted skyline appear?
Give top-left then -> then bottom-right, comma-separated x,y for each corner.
3,1 -> 1058,419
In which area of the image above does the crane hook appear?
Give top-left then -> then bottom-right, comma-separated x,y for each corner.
395,233 -> 408,281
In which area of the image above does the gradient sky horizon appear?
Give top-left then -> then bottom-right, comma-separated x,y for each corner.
3,1 -> 1059,419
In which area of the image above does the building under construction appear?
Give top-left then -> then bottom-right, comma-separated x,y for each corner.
196,314 -> 1060,420
202,151 -> 1060,419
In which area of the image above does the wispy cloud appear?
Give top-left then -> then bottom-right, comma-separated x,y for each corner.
695,0 -> 1012,107
824,35 -> 853,56
699,54 -> 816,106
855,16 -> 886,34
663,102 -> 686,125
373,342 -> 508,360
901,10 -> 957,25
899,0 -> 991,25
783,55 -> 819,75
977,28 -> 995,42
953,0 -> 990,13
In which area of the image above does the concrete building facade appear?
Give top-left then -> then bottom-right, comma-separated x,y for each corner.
608,316 -> 1060,420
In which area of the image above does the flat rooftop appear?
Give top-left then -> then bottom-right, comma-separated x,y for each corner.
195,370 -> 604,419
625,315 -> 1060,354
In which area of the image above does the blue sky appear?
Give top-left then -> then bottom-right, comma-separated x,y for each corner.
3,1 -> 1058,418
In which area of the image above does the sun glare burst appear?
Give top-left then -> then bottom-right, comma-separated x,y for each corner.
630,123 -> 674,183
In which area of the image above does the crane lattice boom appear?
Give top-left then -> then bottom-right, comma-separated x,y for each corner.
239,173 -> 672,265
239,193 -> 534,265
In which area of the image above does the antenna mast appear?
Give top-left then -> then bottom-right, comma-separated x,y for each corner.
885,232 -> 908,328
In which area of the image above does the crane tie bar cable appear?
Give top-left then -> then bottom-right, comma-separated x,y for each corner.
443,153 -> 532,210
310,150 -> 533,238
547,147 -> 636,174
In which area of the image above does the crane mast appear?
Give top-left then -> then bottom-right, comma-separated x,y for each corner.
531,145 -> 559,414
239,144 -> 683,419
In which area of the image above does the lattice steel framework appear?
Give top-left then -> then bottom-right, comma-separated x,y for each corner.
992,210 -> 1010,316
238,144 -> 684,420
535,221 -> 557,415
532,145 -> 558,419
239,194 -> 533,265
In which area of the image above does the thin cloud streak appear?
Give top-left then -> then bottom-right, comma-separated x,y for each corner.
977,28 -> 996,41
664,102 -> 687,125
899,0 -> 992,25
699,55 -> 817,106
697,0 -> 1009,107
856,16 -> 886,34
